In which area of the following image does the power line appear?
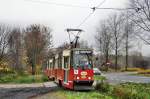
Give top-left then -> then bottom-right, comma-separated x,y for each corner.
24,0 -> 139,28
76,12 -> 94,28
97,0 -> 106,7
92,7 -> 135,10
77,0 -> 107,28
25,0 -> 138,11
25,0 -> 137,11
24,0 -> 90,8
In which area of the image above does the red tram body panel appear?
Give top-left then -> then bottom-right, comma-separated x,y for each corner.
44,48 -> 94,90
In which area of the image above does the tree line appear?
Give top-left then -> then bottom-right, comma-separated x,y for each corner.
0,24 -> 53,75
1,0 -> 150,74
95,0 -> 150,70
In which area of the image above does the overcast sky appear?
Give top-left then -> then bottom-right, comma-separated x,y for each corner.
0,0 -> 149,56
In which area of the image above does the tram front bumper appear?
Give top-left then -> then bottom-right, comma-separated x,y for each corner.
73,80 -> 94,90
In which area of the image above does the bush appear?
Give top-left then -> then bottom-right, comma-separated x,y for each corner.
0,68 -> 15,74
0,73 -> 49,84
112,83 -> 150,99
95,81 -> 110,93
99,66 -> 108,71
138,69 -> 150,74
0,74 -> 17,83
41,74 -> 49,82
94,75 -> 106,81
112,86 -> 132,99
121,68 -> 142,72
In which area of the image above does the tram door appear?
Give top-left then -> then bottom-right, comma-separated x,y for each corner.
63,50 -> 70,83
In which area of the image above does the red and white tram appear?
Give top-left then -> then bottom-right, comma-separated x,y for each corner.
45,29 -> 94,90
45,48 -> 94,90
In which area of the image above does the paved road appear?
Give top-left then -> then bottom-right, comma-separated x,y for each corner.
105,72 -> 150,84
0,82 -> 58,99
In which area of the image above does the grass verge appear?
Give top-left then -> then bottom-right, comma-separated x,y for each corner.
57,89 -> 113,99
0,73 -> 49,84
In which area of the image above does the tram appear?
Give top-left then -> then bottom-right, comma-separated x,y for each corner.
44,29 -> 94,90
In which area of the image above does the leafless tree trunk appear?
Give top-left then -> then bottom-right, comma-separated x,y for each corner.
95,20 -> 112,70
108,13 -> 124,71
0,24 -> 11,66
123,11 -> 135,70
8,28 -> 23,72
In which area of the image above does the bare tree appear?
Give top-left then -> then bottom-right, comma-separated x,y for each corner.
8,28 -> 23,71
95,20 -> 112,69
108,13 -> 124,71
129,0 -> 150,44
0,24 -> 11,66
24,24 -> 52,75
122,12 -> 135,70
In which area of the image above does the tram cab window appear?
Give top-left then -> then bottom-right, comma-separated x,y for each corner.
73,50 -> 92,69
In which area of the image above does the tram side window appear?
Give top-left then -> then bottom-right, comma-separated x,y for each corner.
47,61 -> 49,70
52,59 -> 55,69
49,62 -> 51,69
55,59 -> 58,69
64,56 -> 69,68
49,60 -> 52,69
58,56 -> 62,69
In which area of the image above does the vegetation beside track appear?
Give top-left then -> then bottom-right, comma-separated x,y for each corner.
0,73 -> 48,83
94,81 -> 150,99
36,82 -> 150,99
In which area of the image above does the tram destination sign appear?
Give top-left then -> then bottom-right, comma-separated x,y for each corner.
75,50 -> 92,54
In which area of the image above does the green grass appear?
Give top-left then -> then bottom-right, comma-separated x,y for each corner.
0,73 -> 49,83
58,90 -> 113,99
38,82 -> 150,99
94,75 -> 106,81
130,73 -> 150,77
94,77 -> 150,99
112,83 -> 150,99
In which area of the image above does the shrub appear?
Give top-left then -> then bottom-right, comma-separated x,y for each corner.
112,83 -> 150,99
138,69 -> 150,74
121,68 -> 142,72
0,74 -> 17,83
112,86 -> 132,99
41,75 -> 49,82
0,68 -> 15,74
94,75 -> 106,81
95,81 -> 110,93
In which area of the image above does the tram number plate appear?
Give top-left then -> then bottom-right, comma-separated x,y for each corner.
81,75 -> 86,78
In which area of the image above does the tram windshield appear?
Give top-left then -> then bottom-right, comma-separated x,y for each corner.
73,50 -> 92,69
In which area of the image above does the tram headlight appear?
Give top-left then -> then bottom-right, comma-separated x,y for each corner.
88,77 -> 91,80
77,76 -> 80,80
